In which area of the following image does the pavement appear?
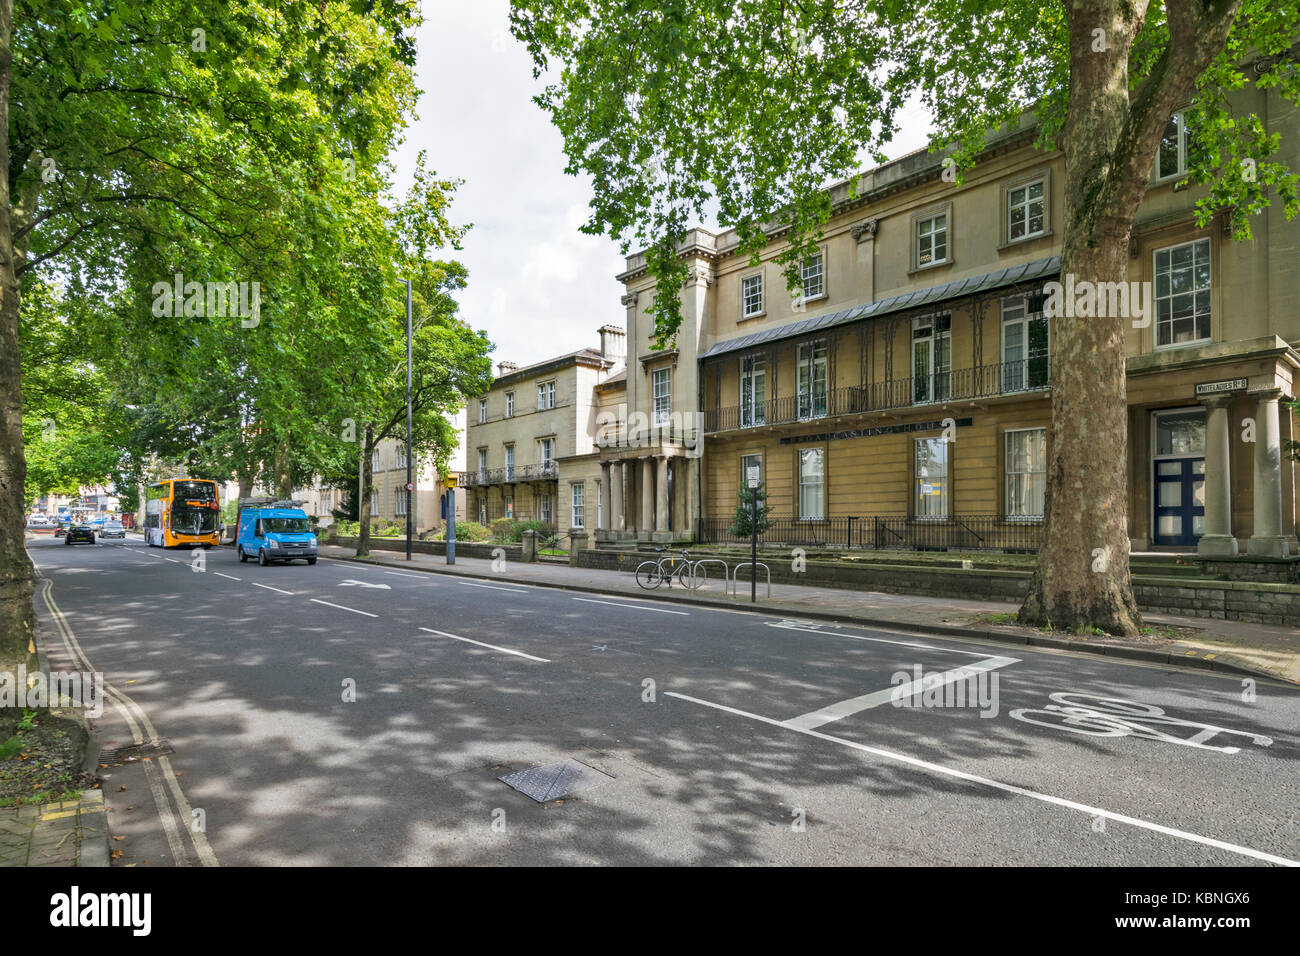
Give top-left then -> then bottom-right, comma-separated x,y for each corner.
22,533 -> 1300,866
316,543 -> 1300,684
0,790 -> 109,867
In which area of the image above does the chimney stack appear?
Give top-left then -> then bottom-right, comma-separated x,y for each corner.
598,325 -> 626,368
497,361 -> 518,377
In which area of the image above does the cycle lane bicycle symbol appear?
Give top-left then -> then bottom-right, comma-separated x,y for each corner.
1009,692 -> 1274,754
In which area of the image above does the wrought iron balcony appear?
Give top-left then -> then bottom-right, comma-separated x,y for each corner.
462,461 -> 559,487
704,358 -> 1049,434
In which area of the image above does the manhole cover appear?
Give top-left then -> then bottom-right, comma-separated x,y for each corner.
100,740 -> 175,764
498,759 -> 611,803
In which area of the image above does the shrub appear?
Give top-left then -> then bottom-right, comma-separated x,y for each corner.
439,520 -> 490,543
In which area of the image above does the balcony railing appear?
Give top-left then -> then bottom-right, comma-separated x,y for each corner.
462,461 -> 559,487
697,514 -> 1043,552
705,358 -> 1049,433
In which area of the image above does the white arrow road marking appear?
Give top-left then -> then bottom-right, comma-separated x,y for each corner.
339,579 -> 392,589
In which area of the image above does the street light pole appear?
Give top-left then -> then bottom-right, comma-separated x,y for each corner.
401,278 -> 413,561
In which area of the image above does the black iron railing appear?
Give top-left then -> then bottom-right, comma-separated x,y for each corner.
697,514 -> 1043,552
462,461 -> 559,487
705,358 -> 1049,433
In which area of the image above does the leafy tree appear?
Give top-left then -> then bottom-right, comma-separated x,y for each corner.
510,0 -> 1299,634
729,482 -> 774,539
0,0 -> 424,659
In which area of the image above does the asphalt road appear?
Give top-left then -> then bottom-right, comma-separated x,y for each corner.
25,534 -> 1300,866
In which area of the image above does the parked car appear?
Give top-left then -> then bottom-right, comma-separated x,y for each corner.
64,524 -> 95,545
27,514 -> 48,526
54,521 -> 68,537
99,521 -> 126,539
237,506 -> 318,566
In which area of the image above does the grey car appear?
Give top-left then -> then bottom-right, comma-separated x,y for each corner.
99,521 -> 126,539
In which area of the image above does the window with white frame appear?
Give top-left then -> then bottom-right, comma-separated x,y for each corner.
741,273 -> 764,318
369,489 -> 378,512
798,448 -> 824,520
1155,110 -> 1193,180
539,493 -> 553,524
916,213 -> 948,266
479,399 -> 487,423
506,391 -> 514,417
537,381 -> 556,410
800,252 -> 824,300
739,354 -> 767,427
371,448 -> 381,472
652,367 -> 671,426
1001,296 -> 1050,392
395,487 -> 408,516
1005,428 -> 1046,520
505,444 -> 515,480
1007,179 -> 1046,242
477,448 -> 487,481
1154,238 -> 1211,347
395,444 -> 407,470
537,437 -> 555,470
914,438 -> 948,518
596,482 -> 603,530
478,501 -> 487,524
912,314 -> 951,404
797,340 -> 828,419
571,483 -> 585,528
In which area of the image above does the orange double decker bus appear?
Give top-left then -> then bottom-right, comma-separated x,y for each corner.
144,478 -> 221,549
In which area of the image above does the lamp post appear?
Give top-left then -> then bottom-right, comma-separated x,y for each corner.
400,278 -> 413,561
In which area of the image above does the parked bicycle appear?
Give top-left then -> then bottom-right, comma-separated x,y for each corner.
635,548 -> 704,590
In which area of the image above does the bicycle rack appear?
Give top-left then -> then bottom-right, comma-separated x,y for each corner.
729,561 -> 771,599
691,559 -> 729,590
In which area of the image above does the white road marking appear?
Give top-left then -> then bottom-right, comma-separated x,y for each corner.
310,598 -> 378,617
573,597 -> 689,615
213,572 -> 241,581
384,571 -> 424,579
339,579 -> 391,589
766,620 -> 997,657
665,690 -> 1298,867
418,627 -> 549,662
252,582 -> 294,596
165,557 -> 182,563
781,656 -> 1020,731
458,581 -> 529,594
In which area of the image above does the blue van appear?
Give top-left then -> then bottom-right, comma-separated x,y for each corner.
237,504 -> 319,566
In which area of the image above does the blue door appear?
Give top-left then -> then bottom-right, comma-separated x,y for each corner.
1153,457 -> 1205,546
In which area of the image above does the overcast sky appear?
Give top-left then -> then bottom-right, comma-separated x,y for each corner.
392,2 -> 935,468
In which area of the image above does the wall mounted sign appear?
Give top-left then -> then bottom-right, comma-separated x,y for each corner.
780,417 -> 973,445
1195,378 -> 1248,396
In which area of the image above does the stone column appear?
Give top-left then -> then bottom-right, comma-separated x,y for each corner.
1248,388 -> 1289,557
1197,394 -> 1237,556
610,460 -> 625,533
685,453 -> 698,541
600,461 -> 612,532
655,455 -> 670,533
640,456 -> 654,534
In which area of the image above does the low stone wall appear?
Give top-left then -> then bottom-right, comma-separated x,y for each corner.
328,534 -> 522,563
1198,557 -> 1300,584
578,547 -> 1300,626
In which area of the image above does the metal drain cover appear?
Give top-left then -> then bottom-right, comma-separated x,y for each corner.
100,739 -> 175,764
498,759 -> 611,803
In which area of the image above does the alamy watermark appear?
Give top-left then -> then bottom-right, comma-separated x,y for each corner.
889,664 -> 1000,718
595,405 -> 704,458
1,666 -> 104,718
1042,275 -> 1154,328
151,273 -> 261,328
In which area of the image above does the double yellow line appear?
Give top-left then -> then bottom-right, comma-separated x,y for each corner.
37,571 -> 219,867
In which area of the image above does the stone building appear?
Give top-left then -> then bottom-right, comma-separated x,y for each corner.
604,65 -> 1299,558
464,326 -> 626,546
